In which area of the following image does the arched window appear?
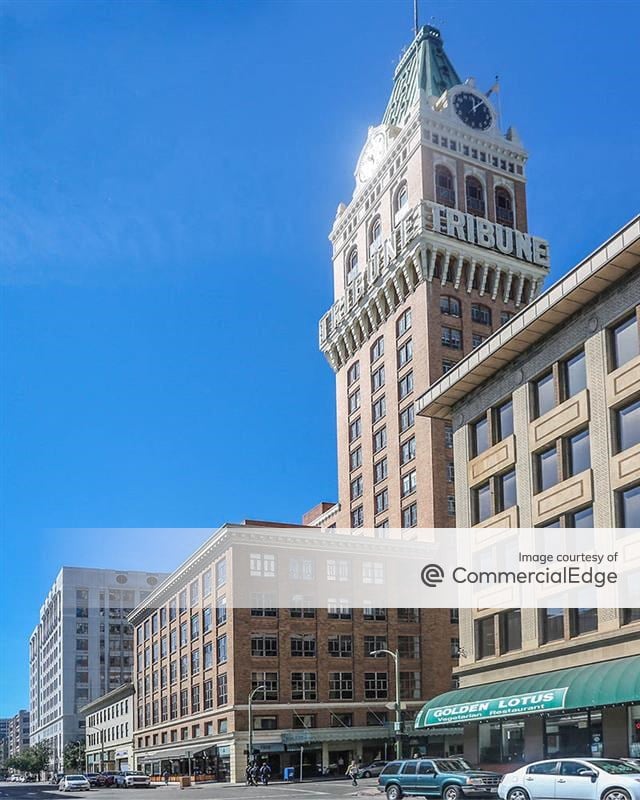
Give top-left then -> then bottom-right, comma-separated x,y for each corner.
465,176 -> 485,216
369,217 -> 382,252
495,186 -> 514,227
346,248 -> 359,284
435,166 -> 455,207
395,183 -> 408,214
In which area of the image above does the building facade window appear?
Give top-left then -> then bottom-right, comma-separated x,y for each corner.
562,350 -> 587,400
610,314 -> 639,370
471,304 -> 492,326
371,336 -> 384,363
615,399 -> 640,453
495,186 -> 514,226
397,309 -> 412,337
374,488 -> 389,514
398,339 -> 413,367
475,616 -> 495,659
400,404 -> 415,432
347,361 -> 360,386
372,395 -> 386,422
398,371 -> 414,399
400,436 -> 416,464
374,457 -> 388,484
540,607 -> 565,643
442,326 -> 462,349
401,470 -> 417,497
466,176 -> 485,216
329,672 -> 353,700
435,165 -> 455,207
499,609 -> 522,653
440,296 -> 461,317
348,388 -> 361,414
372,365 -> 385,392
373,426 -> 387,453
402,503 -> 418,528
618,485 -> 640,527
346,248 -> 359,283
533,371 -> 556,418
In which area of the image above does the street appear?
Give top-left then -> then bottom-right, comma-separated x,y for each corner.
0,782 -> 379,800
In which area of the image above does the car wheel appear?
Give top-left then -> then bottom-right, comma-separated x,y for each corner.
602,790 -> 631,800
507,789 -> 530,800
386,785 -> 403,800
363,771 -> 372,778
444,785 -> 462,800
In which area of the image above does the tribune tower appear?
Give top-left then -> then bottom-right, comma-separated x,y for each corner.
319,25 -> 550,531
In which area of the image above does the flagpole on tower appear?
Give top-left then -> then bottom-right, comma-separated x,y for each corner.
414,0 -> 419,35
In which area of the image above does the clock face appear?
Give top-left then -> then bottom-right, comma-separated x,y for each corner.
453,91 -> 492,131
358,132 -> 386,183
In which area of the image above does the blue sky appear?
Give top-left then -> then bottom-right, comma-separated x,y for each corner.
1,0 -> 638,715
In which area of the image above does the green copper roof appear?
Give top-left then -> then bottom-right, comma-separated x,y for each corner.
383,25 -> 461,127
415,655 -> 640,728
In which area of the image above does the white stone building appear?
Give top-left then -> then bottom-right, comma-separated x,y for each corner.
29,566 -> 166,771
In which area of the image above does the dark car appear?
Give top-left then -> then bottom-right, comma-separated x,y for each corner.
85,774 -> 107,787
100,772 -> 121,787
378,757 -> 503,800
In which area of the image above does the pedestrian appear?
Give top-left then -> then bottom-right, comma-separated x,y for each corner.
162,771 -> 170,786
245,762 -> 255,786
259,762 -> 271,785
346,760 -> 359,787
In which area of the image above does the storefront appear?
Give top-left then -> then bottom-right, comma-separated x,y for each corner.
138,744 -> 231,782
415,655 -> 640,767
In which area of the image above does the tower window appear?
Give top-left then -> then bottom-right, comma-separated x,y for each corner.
369,217 -> 382,252
346,248 -> 359,283
435,166 -> 455,207
495,187 -> 514,227
465,176 -> 485,216
395,183 -> 408,217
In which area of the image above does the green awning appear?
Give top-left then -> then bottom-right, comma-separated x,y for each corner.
416,655 -> 640,728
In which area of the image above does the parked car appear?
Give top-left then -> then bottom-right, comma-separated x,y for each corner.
359,760 -> 388,778
100,772 -> 121,787
498,758 -> 640,800
59,775 -> 91,792
378,758 -> 503,800
114,772 -> 151,788
85,774 -> 107,787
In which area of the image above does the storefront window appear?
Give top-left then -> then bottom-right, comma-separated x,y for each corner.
479,720 -> 524,763
630,706 -> 640,758
545,710 -> 602,758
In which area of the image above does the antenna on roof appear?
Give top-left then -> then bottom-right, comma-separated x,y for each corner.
414,0 -> 419,35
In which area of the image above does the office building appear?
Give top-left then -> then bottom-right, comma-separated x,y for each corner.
82,683 -> 134,773
415,216 -> 640,763
8,711 -> 30,759
29,566 -> 166,771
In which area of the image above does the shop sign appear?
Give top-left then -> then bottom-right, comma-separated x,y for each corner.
424,688 -> 568,726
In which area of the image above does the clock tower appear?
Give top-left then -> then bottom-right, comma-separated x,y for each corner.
319,24 -> 550,532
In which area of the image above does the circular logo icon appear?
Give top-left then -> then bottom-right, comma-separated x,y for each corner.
421,563 -> 445,588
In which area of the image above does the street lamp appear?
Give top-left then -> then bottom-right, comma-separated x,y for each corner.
247,685 -> 266,767
370,648 -> 402,760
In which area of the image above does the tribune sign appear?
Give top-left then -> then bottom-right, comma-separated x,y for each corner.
427,201 -> 551,268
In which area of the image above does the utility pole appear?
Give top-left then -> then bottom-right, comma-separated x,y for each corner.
370,649 -> 402,760
247,685 -> 266,767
